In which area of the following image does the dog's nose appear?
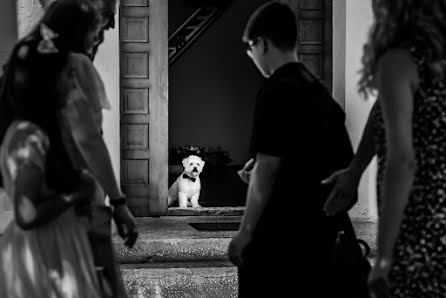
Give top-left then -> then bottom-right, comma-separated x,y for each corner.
193,167 -> 198,171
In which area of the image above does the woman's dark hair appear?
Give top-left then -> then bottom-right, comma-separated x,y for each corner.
243,1 -> 298,51
358,0 -> 446,97
0,0 -> 100,190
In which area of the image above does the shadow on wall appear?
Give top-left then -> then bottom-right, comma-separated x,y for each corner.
168,0 -> 268,166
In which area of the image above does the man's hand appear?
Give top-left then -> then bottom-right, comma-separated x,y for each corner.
237,158 -> 255,184
113,204 -> 138,248
322,168 -> 359,216
228,230 -> 252,267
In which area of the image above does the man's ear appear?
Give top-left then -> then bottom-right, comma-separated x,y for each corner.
259,37 -> 269,54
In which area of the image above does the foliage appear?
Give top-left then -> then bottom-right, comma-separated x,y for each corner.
169,145 -> 207,165
169,145 -> 232,166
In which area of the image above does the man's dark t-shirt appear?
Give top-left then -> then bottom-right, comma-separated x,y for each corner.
248,62 -> 354,259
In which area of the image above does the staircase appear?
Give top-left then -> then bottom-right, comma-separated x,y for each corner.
116,208 -> 242,298
168,1 -> 234,65
115,208 -> 377,298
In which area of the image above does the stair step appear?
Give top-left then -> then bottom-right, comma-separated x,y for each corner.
115,216 -> 377,264
115,216 -> 377,297
167,207 -> 244,216
115,216 -> 376,263
123,265 -> 237,298
116,236 -> 231,264
115,215 -> 240,264
122,259 -> 377,298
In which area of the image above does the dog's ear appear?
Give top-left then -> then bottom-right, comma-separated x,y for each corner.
182,157 -> 189,168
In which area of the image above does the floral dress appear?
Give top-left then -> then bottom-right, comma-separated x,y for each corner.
0,121 -> 101,298
373,46 -> 446,297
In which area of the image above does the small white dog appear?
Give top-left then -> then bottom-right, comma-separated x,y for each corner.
168,155 -> 205,208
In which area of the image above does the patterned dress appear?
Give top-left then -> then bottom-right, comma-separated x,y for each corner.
0,121 -> 101,298
373,47 -> 446,297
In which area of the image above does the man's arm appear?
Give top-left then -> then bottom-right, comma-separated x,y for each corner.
349,100 -> 378,179
238,153 -> 281,237
323,100 -> 378,215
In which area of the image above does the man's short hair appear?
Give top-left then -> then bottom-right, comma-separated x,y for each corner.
243,1 -> 298,51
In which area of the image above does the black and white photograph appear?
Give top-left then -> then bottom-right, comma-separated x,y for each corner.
1,0 -> 445,297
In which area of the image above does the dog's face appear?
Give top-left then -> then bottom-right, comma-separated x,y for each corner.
182,155 -> 205,178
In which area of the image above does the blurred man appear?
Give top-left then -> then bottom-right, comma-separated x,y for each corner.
228,2 -> 355,297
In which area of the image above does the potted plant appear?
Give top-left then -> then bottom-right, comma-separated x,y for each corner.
203,145 -> 232,168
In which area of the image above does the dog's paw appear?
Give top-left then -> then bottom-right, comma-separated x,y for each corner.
192,204 -> 202,208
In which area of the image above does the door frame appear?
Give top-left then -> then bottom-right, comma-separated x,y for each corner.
119,0 -> 168,216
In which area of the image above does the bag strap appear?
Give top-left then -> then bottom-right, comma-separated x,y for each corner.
334,212 -> 372,258
357,239 -> 371,258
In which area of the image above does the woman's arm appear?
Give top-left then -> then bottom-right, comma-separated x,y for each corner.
60,54 -> 123,201
14,165 -> 94,230
61,98 -> 124,201
374,49 -> 418,271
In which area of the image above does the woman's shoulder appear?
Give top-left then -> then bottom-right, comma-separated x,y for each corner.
379,48 -> 414,65
377,48 -> 419,82
68,52 -> 93,67
68,52 -> 96,80
67,52 -> 111,111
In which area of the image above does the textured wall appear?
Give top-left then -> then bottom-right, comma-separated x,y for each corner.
95,14 -> 121,186
17,0 -> 44,38
0,0 -> 18,232
343,0 -> 377,221
0,0 -> 18,72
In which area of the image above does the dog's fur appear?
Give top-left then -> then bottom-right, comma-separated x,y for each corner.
168,155 -> 205,208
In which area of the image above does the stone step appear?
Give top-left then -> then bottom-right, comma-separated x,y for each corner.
122,259 -> 377,298
122,262 -> 237,298
167,207 -> 244,216
117,215 -> 377,297
114,215 -> 238,264
115,216 -> 377,264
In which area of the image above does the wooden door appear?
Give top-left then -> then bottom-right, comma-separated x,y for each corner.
281,0 -> 332,92
120,0 -> 168,216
